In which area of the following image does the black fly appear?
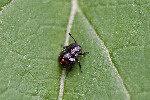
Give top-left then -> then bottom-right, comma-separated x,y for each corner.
58,33 -> 88,72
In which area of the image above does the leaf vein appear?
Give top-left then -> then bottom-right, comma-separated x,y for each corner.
58,0 -> 77,100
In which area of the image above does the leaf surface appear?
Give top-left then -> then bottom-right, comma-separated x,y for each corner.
0,0 -> 149,100
0,0 -> 70,99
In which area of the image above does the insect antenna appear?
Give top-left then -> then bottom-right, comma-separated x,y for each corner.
69,33 -> 77,43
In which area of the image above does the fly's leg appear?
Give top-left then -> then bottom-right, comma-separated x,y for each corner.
79,52 -> 89,56
75,58 -> 82,73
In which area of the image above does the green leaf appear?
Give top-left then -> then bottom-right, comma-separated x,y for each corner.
0,0 -> 12,10
0,0 -> 149,100
0,0 -> 70,99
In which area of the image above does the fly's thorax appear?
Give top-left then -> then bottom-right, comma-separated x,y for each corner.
71,45 -> 82,55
